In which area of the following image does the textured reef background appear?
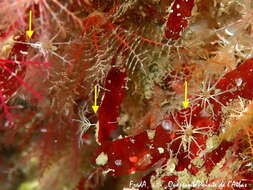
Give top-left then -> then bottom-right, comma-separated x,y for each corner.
0,0 -> 253,190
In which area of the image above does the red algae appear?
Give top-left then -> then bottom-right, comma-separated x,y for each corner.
165,0 -> 195,40
98,66 -> 127,143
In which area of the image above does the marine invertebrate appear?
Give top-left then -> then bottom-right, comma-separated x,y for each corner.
14,32 -> 72,64
73,104 -> 96,147
190,74 -> 236,117
169,110 -> 212,159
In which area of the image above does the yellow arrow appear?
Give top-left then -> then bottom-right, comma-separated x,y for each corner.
92,85 -> 99,113
26,10 -> 34,38
182,81 -> 189,108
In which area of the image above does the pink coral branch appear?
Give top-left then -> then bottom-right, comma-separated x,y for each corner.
0,62 -> 43,101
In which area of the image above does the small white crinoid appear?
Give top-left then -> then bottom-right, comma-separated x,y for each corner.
191,74 -> 236,117
14,32 -> 72,64
168,109 -> 212,158
73,104 -> 96,147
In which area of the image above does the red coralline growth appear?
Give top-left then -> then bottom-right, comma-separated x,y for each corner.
204,140 -> 233,172
98,66 -> 127,143
216,58 -> 253,101
164,0 -> 195,40
94,132 -> 153,176
94,57 -> 253,183
94,106 -> 217,176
